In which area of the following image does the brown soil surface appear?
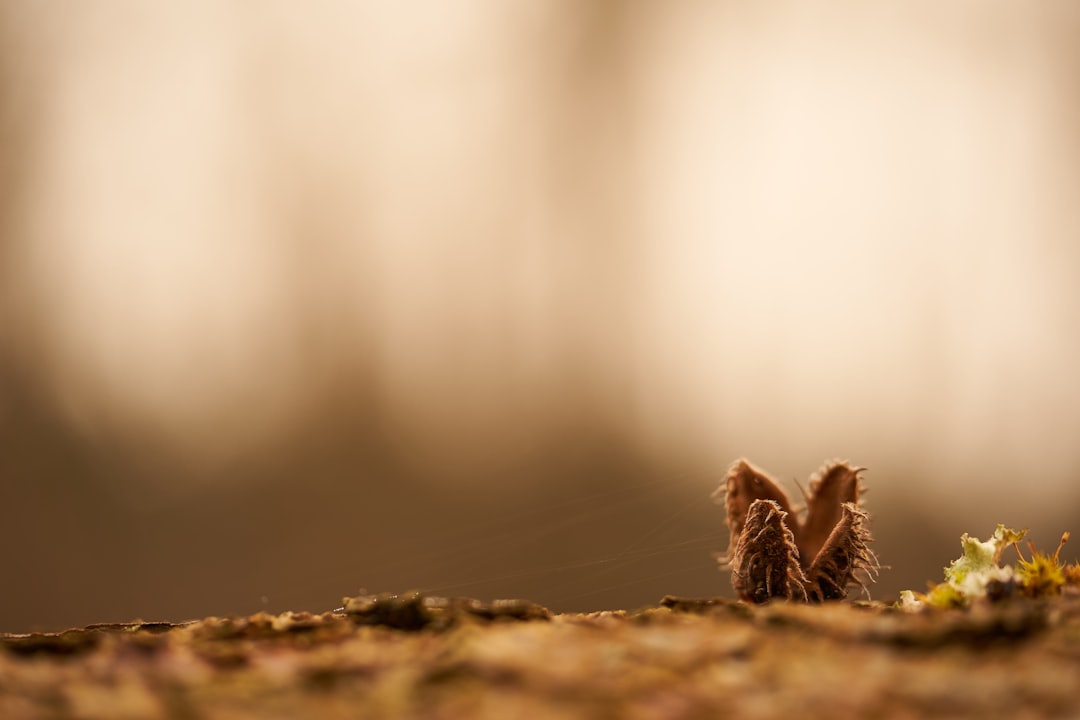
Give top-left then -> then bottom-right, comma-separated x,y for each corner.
3,593 -> 1079,719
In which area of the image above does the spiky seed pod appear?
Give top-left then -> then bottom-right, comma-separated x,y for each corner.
718,459 -> 879,603
729,499 -> 808,603
804,503 -> 879,602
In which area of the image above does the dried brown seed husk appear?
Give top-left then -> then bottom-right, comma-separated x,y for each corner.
798,461 -> 864,568
715,458 -> 798,562
804,502 -> 879,602
719,459 -> 879,604
730,499 -> 808,603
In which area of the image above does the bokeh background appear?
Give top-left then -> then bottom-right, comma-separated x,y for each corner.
3,1 -> 1080,633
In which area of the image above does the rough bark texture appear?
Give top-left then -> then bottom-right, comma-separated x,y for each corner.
3,593 -> 1079,719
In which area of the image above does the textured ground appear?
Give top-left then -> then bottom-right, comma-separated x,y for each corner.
3,592 -> 1079,719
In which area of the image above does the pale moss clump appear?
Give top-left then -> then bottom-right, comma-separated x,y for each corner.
900,525 -> 1075,610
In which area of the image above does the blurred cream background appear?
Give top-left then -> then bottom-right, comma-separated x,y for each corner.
2,1 -> 1079,631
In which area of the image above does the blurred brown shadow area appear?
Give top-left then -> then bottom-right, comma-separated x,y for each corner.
0,1 -> 685,632
3,2 -> 1080,632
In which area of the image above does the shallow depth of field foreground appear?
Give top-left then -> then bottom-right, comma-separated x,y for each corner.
3,593 -> 1080,719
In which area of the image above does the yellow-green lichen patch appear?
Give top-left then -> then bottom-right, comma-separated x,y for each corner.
1015,532 -> 1070,599
902,526 -> 1078,610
